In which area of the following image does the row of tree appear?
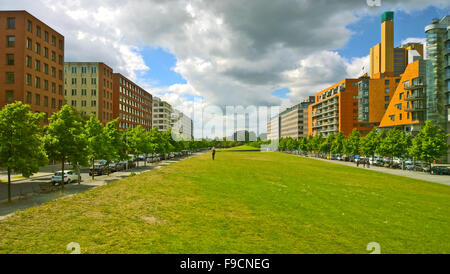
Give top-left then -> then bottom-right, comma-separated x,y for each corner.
279,121 -> 449,166
0,102 -> 209,202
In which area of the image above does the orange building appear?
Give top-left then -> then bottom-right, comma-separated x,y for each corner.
0,10 -> 65,121
112,73 -> 153,131
379,60 -> 426,132
308,79 -> 373,137
357,76 -> 401,127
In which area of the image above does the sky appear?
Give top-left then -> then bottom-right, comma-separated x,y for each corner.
0,0 -> 449,138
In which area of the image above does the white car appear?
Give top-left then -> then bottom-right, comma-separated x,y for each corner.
51,170 -> 79,185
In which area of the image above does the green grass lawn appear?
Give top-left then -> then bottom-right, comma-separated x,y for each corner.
0,152 -> 449,254
218,145 -> 260,151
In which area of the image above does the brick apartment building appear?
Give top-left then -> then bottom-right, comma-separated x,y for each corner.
0,10 -> 64,121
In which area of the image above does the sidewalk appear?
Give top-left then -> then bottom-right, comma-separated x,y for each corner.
0,163 -> 74,183
297,154 -> 450,186
0,153 -> 202,220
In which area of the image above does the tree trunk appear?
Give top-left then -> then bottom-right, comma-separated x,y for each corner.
7,167 -> 11,203
61,157 -> 65,191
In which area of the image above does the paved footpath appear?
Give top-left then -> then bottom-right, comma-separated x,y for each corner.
297,155 -> 450,186
0,153 -> 204,220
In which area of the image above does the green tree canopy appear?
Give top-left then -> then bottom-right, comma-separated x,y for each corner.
44,105 -> 89,189
409,120 -> 449,166
0,102 -> 48,202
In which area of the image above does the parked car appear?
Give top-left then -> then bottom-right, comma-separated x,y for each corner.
51,170 -> 79,185
415,163 -> 430,173
405,162 -> 415,171
109,162 -> 118,173
431,166 -> 450,175
89,164 -> 107,176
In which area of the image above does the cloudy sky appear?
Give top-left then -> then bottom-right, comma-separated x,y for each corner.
1,0 -> 449,138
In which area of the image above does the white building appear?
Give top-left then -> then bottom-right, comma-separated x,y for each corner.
267,115 -> 280,140
152,97 -> 172,131
171,109 -> 193,141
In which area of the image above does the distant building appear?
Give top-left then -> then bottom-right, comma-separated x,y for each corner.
267,115 -> 280,140
152,97 -> 172,131
231,130 -> 256,142
0,10 -> 65,122
171,109 -> 193,140
279,96 -> 314,139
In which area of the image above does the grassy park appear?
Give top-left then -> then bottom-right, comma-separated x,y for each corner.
0,151 -> 449,254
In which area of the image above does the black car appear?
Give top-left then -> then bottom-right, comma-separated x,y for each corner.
89,164 -> 107,176
431,166 -> 450,175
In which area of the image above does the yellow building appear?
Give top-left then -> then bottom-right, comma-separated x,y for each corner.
64,62 -> 114,125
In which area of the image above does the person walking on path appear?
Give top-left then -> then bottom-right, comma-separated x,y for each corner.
211,147 -> 216,160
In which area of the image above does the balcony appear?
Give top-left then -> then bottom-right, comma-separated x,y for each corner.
405,104 -> 426,112
405,93 -> 426,101
404,83 -> 426,90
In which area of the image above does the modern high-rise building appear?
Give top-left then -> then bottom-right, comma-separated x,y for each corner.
170,109 -> 193,140
64,62 -> 114,125
112,73 -> 152,131
425,16 -> 450,162
152,97 -> 173,131
308,79 -> 373,137
0,11 -> 65,121
279,96 -> 314,139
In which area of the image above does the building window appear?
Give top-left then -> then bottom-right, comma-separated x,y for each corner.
51,98 -> 56,108
81,100 -> 86,107
81,67 -> 87,74
399,93 -> 403,100
35,77 -> 40,88
44,31 -> 49,41
51,51 -> 55,61
44,80 -> 48,90
384,104 -> 389,109
44,96 -> 48,107
81,89 -> 87,96
7,36 -> 15,47
35,60 -> 40,71
27,20 -> 32,32
91,100 -> 97,107
384,88 -> 390,93
71,100 -> 76,107
26,74 -> 32,86
5,90 -> 14,102
91,67 -> 96,74
44,63 -> 49,74
389,115 -> 395,121
384,96 -> 389,101
7,17 -> 15,29
58,85 -> 63,95
72,78 -> 76,84
6,54 -> 14,65
26,38 -> 32,49
51,35 -> 56,46
51,67 -> 56,77
58,39 -> 63,50
35,43 -> 40,54
6,72 -> 14,83
71,67 -> 77,74
35,94 -> 40,105
72,89 -> 77,96
385,80 -> 390,85
36,26 -> 41,37
91,78 -> 96,85
44,47 -> 48,58
26,56 -> 32,67
399,113 -> 402,120
58,55 -> 63,65
91,89 -> 96,96
26,92 -> 32,104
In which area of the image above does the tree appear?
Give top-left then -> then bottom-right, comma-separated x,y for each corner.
298,137 -> 308,152
359,128 -> 379,158
127,125 -> 146,167
44,105 -> 89,190
377,128 -> 411,161
320,133 -> 335,157
308,134 -> 323,156
331,132 -> 346,155
409,120 -> 449,170
103,119 -> 126,172
346,129 -> 361,156
0,102 -> 48,202
85,114 -> 109,179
